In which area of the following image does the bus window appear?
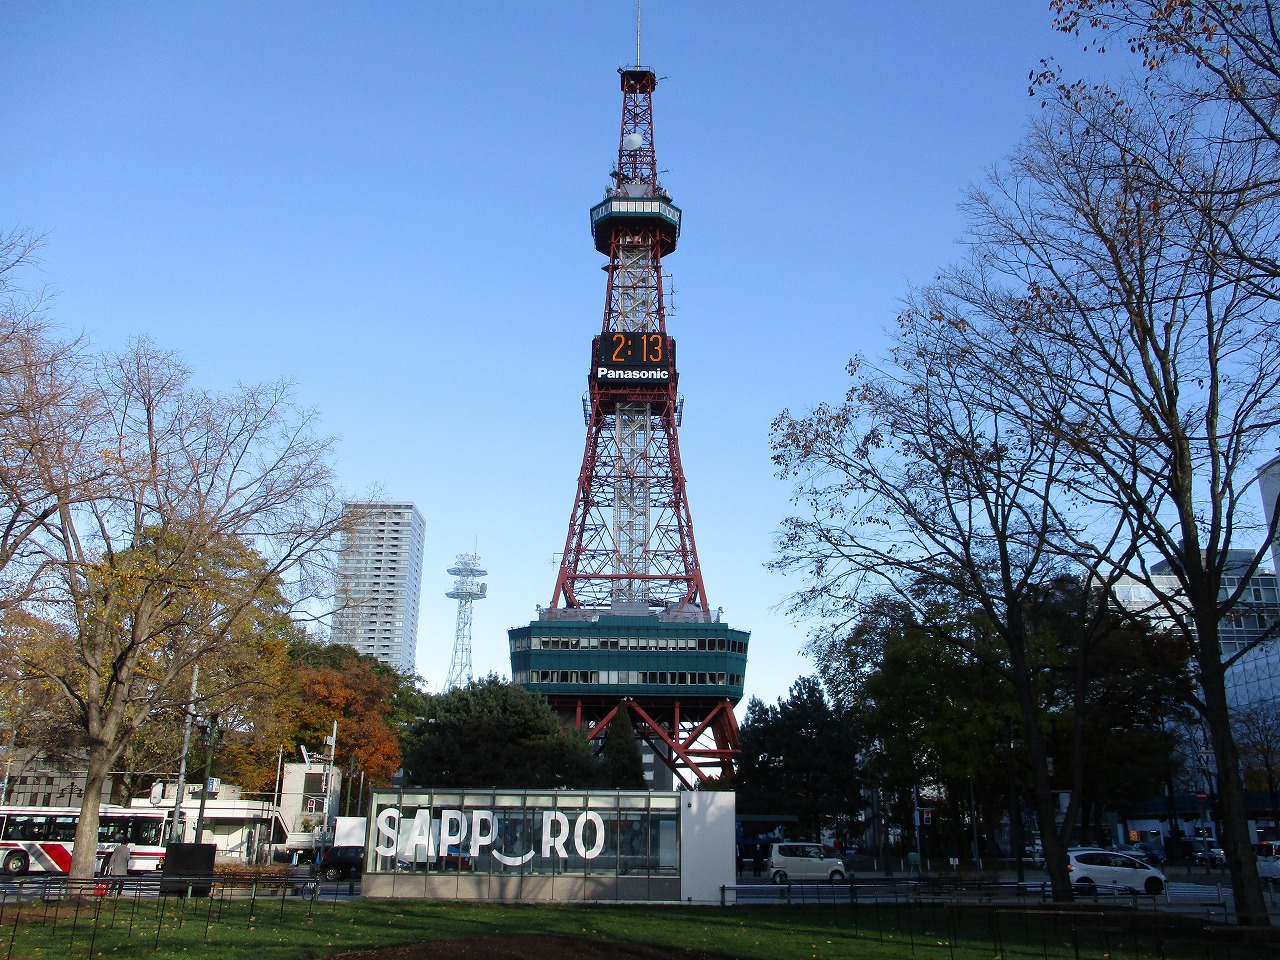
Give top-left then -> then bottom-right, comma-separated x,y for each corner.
100,816 -> 128,844
47,816 -> 76,842
7,816 -> 48,841
132,816 -> 163,846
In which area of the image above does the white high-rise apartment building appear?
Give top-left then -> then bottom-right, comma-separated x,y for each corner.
1261,456 -> 1280,576
331,502 -> 425,674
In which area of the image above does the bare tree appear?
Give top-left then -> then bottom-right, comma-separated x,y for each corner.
11,339 -> 345,882
957,80 -> 1279,921
776,26 -> 1278,914
1053,1 -> 1280,147
0,229 -> 96,612
1048,2 -> 1280,297
771,297 -> 1132,900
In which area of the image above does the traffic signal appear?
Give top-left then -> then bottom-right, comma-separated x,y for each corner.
922,809 -> 932,825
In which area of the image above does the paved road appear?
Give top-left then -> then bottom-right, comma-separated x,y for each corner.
726,874 -> 1279,922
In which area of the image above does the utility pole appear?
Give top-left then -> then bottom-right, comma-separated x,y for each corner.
913,784 -> 924,872
309,720 -> 338,858
323,720 -> 337,828
170,664 -> 199,843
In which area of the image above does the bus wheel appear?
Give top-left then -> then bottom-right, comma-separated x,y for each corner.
2,852 -> 28,875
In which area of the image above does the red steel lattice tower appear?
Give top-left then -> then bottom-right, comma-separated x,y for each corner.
511,66 -> 748,788
552,66 -> 703,614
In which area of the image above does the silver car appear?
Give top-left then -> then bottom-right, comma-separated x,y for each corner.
766,842 -> 847,883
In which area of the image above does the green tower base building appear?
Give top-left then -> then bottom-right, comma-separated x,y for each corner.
510,613 -> 748,789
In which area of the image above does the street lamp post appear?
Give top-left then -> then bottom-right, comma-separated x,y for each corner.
1001,722 -> 1025,884
969,778 -> 983,869
194,712 -> 220,845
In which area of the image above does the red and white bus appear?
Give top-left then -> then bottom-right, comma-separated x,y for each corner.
0,805 -> 178,875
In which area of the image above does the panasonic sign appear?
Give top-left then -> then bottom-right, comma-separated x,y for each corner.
595,367 -> 670,381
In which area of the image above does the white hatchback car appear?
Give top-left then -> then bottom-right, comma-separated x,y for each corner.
1066,848 -> 1167,894
766,842 -> 847,883
1258,854 -> 1280,884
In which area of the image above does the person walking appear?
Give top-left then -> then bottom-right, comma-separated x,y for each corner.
105,841 -> 131,895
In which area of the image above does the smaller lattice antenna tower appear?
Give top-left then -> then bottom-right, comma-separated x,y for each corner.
445,552 -> 487,689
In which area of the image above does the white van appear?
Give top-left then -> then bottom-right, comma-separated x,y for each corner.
766,842 -> 847,883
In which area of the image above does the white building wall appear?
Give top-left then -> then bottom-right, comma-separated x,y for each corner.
679,790 -> 736,904
129,797 -> 281,864
279,761 -> 343,841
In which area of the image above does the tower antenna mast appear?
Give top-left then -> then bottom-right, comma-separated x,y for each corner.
635,0 -> 642,65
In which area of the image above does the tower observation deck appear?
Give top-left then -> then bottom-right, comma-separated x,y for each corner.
509,66 -> 748,788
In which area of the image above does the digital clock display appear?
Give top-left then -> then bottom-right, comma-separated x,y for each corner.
593,332 -> 674,383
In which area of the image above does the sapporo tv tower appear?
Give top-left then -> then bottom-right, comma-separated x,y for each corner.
509,61 -> 749,789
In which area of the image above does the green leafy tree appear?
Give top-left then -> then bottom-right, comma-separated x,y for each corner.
735,677 -> 862,840
803,558 -> 1195,874
1060,618 -> 1196,842
597,703 -> 645,789
838,597 -> 1008,858
401,676 -> 598,789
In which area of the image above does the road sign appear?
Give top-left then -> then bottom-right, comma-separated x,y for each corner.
1195,789 -> 1208,802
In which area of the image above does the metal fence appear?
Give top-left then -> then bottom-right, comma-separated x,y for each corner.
1,873 -> 1278,960
0,873 -> 351,959
723,878 -> 1280,959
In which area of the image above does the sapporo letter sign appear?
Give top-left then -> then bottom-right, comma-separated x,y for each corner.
375,806 -> 605,865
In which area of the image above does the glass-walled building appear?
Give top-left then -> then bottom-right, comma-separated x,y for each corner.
361,788 -> 733,903
1112,551 -> 1279,712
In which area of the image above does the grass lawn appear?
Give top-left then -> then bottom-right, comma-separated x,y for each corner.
1,895 -> 1274,960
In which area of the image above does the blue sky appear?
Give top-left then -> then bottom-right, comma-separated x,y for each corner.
2,2 -> 1106,706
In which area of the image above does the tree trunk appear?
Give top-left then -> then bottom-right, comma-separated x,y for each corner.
1009,635 -> 1072,899
69,743 -> 114,883
1198,636 -> 1269,924
1023,704 -> 1070,898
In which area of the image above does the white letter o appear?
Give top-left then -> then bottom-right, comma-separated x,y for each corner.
574,811 -> 605,859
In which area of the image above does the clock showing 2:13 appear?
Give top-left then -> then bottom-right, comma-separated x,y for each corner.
597,332 -> 671,367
